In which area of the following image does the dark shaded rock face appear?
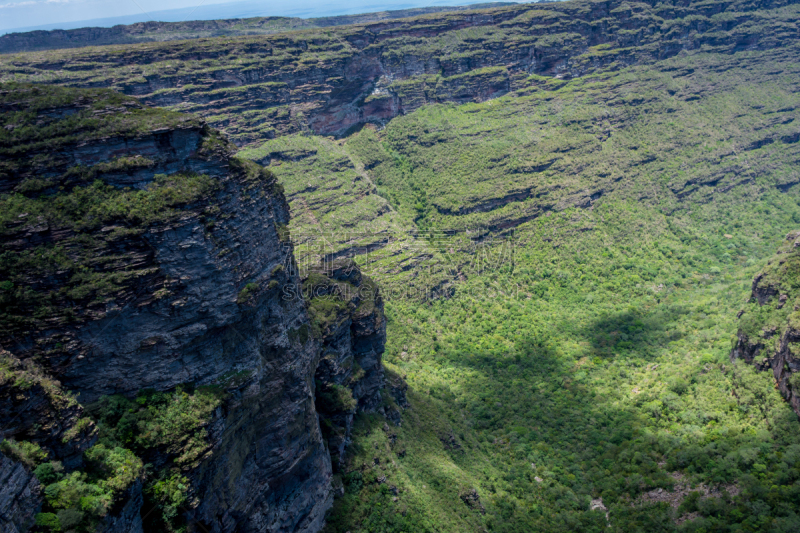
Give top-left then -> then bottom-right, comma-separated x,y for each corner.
0,452 -> 42,533
731,230 -> 800,417
0,84 -> 397,532
0,350 -> 97,470
305,259 -> 386,468
100,481 -> 143,533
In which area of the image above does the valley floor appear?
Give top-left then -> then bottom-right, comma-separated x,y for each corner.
239,44 -> 800,532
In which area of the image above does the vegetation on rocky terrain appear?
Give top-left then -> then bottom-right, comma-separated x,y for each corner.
731,230 -> 800,418
2,0 -> 797,144
0,3 -> 516,54
312,45 -> 800,530
238,8 -> 800,532
0,83 -> 292,533
3,0 -> 800,531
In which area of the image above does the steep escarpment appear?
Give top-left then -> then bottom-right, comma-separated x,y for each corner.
304,259 -> 387,467
0,448 -> 42,533
0,83 -> 398,533
0,3 -> 516,54
731,230 -> 800,417
1,0 -> 798,144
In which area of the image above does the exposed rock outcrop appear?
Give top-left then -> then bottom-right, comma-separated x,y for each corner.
0,4 -> 517,54
304,258 -> 386,468
0,350 -> 97,470
0,452 -> 42,533
2,0 -> 798,144
0,83 -> 399,532
731,230 -> 800,416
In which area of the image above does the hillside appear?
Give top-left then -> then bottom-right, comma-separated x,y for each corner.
0,3 -> 516,54
0,83 -> 400,533
3,0 -> 800,532
732,231 -> 800,417
2,0 -> 798,146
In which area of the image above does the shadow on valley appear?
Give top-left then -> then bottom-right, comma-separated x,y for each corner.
579,305 -> 689,361
330,292 -> 800,532
378,304 -> 713,531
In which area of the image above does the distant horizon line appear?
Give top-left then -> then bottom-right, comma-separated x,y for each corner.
0,0 -> 539,36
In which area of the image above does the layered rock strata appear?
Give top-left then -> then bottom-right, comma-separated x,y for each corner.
1,0 -> 797,144
731,230 -> 800,417
0,83 -> 397,533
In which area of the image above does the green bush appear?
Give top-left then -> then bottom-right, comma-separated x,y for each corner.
237,282 -> 259,304
317,383 -> 357,413
91,386 -> 224,467
0,438 -> 47,468
43,471 -> 111,520
56,508 -> 85,530
84,445 -> 143,494
34,461 -> 65,484
34,512 -> 61,531
678,490 -> 702,515
144,472 -> 190,533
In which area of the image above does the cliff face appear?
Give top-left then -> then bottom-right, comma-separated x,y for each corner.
0,452 -> 42,533
1,0 -> 797,144
0,83 -> 395,533
731,231 -> 800,417
304,259 -> 386,468
0,4 -> 516,54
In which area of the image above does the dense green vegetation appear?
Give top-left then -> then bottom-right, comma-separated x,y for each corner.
3,0 -> 800,531
25,386 -> 224,533
247,43 -> 800,533
737,231 -> 800,342
324,206 -> 800,532
34,445 -> 143,532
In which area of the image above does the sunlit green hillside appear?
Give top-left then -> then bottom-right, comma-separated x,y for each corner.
242,43 -> 800,532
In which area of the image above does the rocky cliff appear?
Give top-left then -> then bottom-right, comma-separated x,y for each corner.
0,3 -> 515,54
0,83 -> 397,533
303,259 -> 386,468
1,0 -> 797,145
0,451 -> 42,533
731,231 -> 800,417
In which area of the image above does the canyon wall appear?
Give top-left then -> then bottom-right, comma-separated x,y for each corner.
0,83 -> 395,532
1,0 -> 797,144
732,231 -> 800,417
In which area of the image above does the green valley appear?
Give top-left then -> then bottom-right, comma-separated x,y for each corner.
238,41 -> 800,533
2,0 -> 800,532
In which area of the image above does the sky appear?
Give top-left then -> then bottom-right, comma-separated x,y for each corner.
0,0 -> 252,31
0,0 -> 507,33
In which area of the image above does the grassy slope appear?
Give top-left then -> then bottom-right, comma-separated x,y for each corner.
277,46 -> 800,532
238,134 -> 454,297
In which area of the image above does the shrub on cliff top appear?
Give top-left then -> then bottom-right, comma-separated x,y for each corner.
0,438 -> 47,468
